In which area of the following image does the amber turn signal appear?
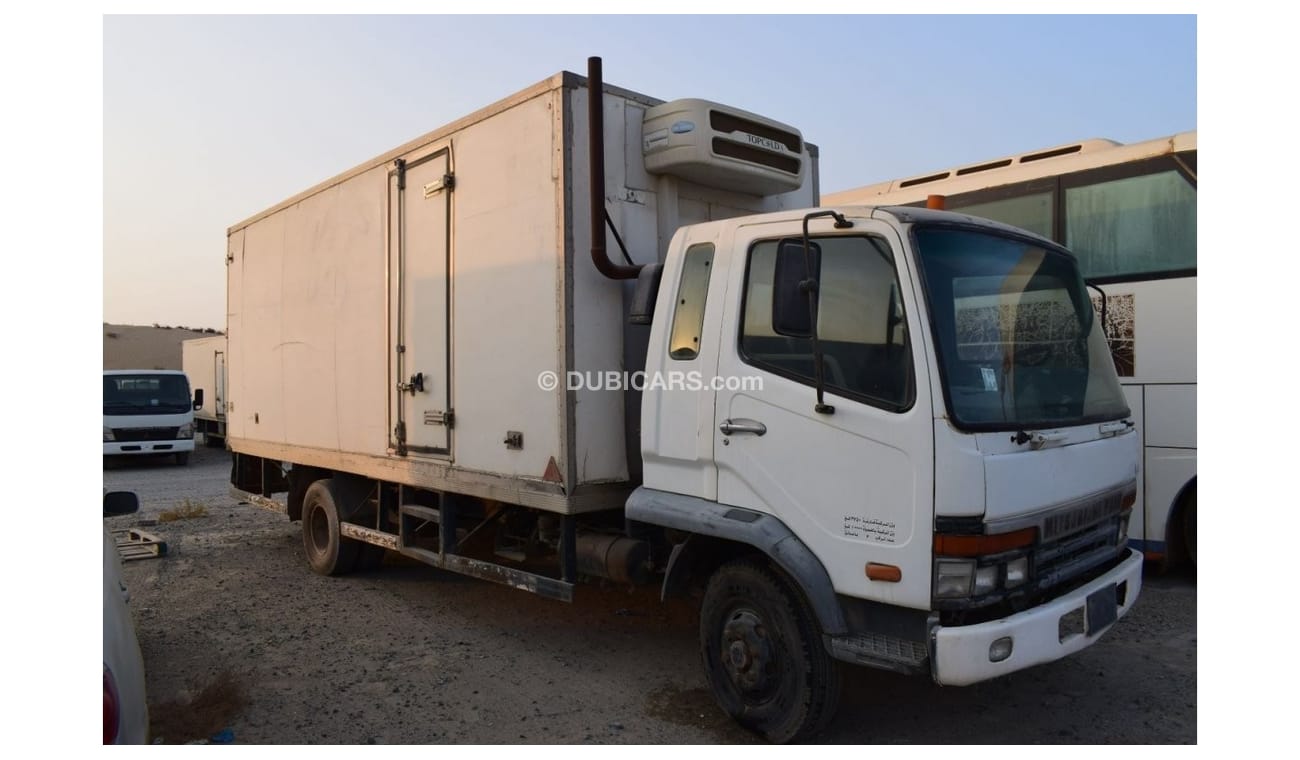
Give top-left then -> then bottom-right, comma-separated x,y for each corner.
866,562 -> 902,582
934,527 -> 1037,557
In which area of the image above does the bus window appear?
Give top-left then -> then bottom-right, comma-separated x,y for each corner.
950,191 -> 1054,240
1064,170 -> 1196,279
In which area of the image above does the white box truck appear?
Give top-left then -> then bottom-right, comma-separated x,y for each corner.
103,369 -> 201,465
182,335 -> 227,447
227,60 -> 1142,742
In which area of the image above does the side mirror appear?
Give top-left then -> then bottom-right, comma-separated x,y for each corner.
193,388 -> 205,411
628,262 -> 664,326
104,491 -> 140,518
772,239 -> 821,337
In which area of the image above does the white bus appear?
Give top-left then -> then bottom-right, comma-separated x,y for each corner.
825,132 -> 1196,568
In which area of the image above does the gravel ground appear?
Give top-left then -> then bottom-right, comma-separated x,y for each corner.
105,444 -> 1196,744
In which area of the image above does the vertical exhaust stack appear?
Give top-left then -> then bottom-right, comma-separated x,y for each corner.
588,56 -> 641,280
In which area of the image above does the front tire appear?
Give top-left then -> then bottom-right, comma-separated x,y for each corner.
174,452 -> 190,466
699,559 -> 841,743
301,480 -> 360,576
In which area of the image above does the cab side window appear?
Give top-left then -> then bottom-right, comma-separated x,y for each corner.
740,236 -> 914,411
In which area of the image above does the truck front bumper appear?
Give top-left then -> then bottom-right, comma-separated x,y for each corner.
931,548 -> 1143,686
104,438 -> 195,456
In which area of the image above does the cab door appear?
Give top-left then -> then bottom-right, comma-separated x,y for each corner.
711,217 -> 934,608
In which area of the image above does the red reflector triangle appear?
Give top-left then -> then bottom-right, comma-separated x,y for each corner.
542,456 -> 564,484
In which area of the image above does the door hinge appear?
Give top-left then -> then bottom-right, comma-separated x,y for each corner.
394,421 -> 408,457
423,409 -> 454,428
423,173 -> 456,198
394,158 -> 407,190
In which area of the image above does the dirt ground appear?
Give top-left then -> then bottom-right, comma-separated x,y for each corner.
105,444 -> 1196,744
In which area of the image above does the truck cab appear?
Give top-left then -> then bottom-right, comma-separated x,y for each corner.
629,204 -> 1142,737
103,370 -> 202,466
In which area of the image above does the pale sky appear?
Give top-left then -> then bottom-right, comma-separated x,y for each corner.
103,14 -> 1195,328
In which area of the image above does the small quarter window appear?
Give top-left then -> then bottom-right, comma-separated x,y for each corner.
668,243 -> 716,360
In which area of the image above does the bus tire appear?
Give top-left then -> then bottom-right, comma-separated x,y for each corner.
1183,488 -> 1196,565
699,559 -> 841,744
302,480 -> 359,576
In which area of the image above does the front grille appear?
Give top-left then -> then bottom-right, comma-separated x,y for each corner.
112,427 -> 179,442
1033,518 -> 1122,593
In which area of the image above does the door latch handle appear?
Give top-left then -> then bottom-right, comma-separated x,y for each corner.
719,418 -> 767,436
398,371 -> 425,395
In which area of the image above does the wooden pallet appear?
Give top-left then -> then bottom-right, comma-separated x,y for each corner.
113,528 -> 168,561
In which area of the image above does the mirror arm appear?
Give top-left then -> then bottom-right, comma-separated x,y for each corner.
800,210 -> 853,415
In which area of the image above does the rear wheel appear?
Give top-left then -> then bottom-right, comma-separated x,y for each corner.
1183,488 -> 1196,565
699,559 -> 841,743
302,480 -> 360,576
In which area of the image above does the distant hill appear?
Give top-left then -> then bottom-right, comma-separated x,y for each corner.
103,324 -> 223,370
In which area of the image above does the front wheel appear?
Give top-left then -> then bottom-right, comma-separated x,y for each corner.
174,452 -> 190,466
699,559 -> 841,743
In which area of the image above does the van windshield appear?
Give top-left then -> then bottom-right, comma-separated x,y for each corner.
914,227 -> 1129,430
104,374 -> 192,415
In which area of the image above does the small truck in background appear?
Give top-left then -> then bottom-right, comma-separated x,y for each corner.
103,369 -> 201,466
225,59 -> 1142,742
182,335 -> 227,447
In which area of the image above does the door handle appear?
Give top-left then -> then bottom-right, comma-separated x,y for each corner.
719,418 -> 767,436
397,372 -> 425,395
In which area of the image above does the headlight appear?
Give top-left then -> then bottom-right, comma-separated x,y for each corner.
973,565 -> 999,595
103,426 -> 114,442
935,560 -> 975,598
1117,513 -> 1131,547
177,423 -> 194,439
1005,556 -> 1029,588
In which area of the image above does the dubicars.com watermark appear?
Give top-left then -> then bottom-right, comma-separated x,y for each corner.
537,370 -> 763,393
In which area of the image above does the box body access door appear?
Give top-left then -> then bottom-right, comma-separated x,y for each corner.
390,150 -> 452,456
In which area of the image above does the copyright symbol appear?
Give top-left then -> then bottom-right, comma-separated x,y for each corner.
537,371 -> 558,391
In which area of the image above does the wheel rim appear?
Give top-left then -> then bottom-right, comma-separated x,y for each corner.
720,607 -> 779,699
307,503 -> 329,557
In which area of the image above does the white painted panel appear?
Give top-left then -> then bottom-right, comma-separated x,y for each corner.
570,86 -> 635,487
238,214 -> 286,443
984,432 -> 1138,519
328,169 -> 389,455
280,196 -> 342,450
932,420 -> 985,517
450,91 -> 564,480
1145,385 -> 1196,448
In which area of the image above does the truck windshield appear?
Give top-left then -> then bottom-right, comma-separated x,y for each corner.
914,226 -> 1129,430
104,374 -> 192,415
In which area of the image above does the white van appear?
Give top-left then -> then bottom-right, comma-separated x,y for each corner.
103,370 -> 201,465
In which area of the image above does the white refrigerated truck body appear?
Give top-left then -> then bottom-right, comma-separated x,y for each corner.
226,71 -> 816,514
182,335 -> 227,445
